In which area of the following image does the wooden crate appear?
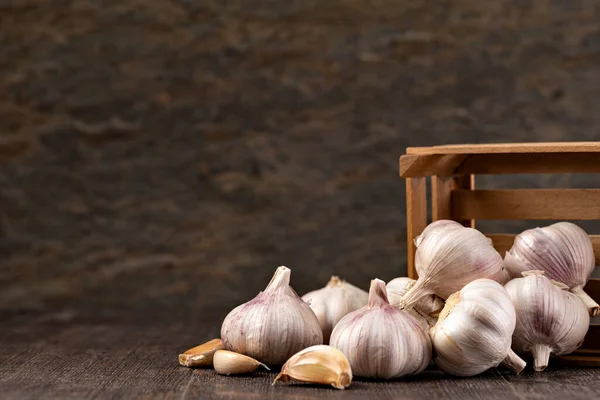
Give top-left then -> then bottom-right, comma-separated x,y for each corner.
399,142 -> 600,366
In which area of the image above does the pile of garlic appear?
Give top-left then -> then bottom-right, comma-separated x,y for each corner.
177,221 -> 595,388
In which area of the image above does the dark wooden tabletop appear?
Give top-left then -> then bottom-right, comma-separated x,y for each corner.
3,302 -> 600,400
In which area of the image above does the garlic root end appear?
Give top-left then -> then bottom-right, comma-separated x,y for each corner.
532,344 -> 552,372
571,286 -> 600,317
501,349 -> 526,374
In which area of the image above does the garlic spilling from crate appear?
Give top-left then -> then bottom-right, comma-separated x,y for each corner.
430,279 -> 526,376
505,271 -> 590,371
178,338 -> 224,367
220,266 -> 323,365
302,276 -> 368,343
273,345 -> 352,389
386,277 -> 444,325
400,221 -> 505,310
213,350 -> 270,375
330,279 -> 431,379
504,222 -> 598,316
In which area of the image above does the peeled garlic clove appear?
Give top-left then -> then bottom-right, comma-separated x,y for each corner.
430,279 -> 526,377
273,345 -> 352,389
505,270 -> 590,371
330,279 -> 431,379
220,266 -> 323,365
178,338 -> 224,367
387,277 -> 444,325
213,350 -> 270,375
302,276 -> 368,343
504,222 -> 598,316
401,220 -> 504,310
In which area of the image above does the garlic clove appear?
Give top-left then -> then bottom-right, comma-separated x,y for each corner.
273,345 -> 352,390
221,266 -> 323,365
213,350 -> 270,375
302,276 -> 368,343
504,222 -> 598,316
178,338 -> 224,367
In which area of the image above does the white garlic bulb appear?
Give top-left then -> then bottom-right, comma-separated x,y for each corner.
301,276 -> 368,343
386,277 -> 444,326
414,219 -> 463,248
504,222 -> 598,316
330,278 -> 431,379
430,279 -> 526,377
505,271 -> 590,371
221,266 -> 323,365
401,220 -> 505,310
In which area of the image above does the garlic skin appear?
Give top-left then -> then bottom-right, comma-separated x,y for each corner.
401,220 -> 505,310
504,271 -> 590,371
302,276 -> 368,343
430,279 -> 526,377
386,277 -> 444,325
220,266 -> 323,365
504,222 -> 598,316
273,345 -> 352,389
330,279 -> 431,379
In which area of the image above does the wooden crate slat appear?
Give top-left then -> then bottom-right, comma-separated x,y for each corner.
452,189 -> 600,220
487,234 -> 600,265
456,153 -> 600,175
407,142 -> 600,155
406,177 -> 427,279
399,154 -> 467,178
432,175 -> 475,227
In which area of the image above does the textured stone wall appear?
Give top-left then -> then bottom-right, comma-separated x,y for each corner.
1,0 -> 599,322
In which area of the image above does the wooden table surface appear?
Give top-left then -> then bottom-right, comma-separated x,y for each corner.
3,304 -> 600,400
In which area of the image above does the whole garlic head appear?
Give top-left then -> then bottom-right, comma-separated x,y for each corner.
220,266 -> 323,365
505,270 -> 590,371
302,276 -> 368,343
430,279 -> 526,377
330,279 -> 431,379
504,222 -> 598,316
401,221 -> 505,310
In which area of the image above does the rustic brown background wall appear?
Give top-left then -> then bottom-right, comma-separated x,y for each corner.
1,0 -> 600,327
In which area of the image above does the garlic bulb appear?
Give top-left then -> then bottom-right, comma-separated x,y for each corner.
401,220 -> 505,310
330,279 -> 431,379
414,219 -> 463,248
505,270 -> 590,371
504,222 -> 598,316
430,279 -> 526,376
221,266 -> 323,365
273,345 -> 352,389
301,276 -> 368,343
386,277 -> 444,326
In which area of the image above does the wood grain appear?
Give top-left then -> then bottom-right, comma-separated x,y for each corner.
455,153 -> 600,175
399,154 -> 468,178
406,177 -> 427,279
407,142 -> 600,155
452,189 -> 600,220
432,175 -> 475,227
487,234 -> 600,265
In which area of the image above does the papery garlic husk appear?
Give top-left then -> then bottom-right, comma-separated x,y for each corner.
330,279 -> 431,379
178,338 -> 224,367
430,279 -> 526,377
504,222 -> 598,316
302,276 -> 368,343
273,345 -> 352,389
401,220 -> 505,311
505,270 -> 590,371
213,350 -> 270,375
220,266 -> 323,365
387,277 -> 444,327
